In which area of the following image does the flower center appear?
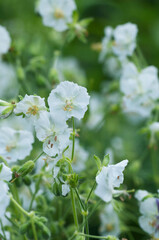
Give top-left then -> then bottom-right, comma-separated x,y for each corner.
106,223 -> 114,232
6,144 -> 15,152
26,105 -> 39,115
54,8 -> 64,19
63,99 -> 73,112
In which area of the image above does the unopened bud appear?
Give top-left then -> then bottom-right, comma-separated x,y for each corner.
17,160 -> 35,177
67,173 -> 78,188
0,100 -> 14,119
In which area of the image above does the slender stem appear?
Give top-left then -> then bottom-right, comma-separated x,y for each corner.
77,232 -> 117,239
70,117 -> 79,230
71,117 -> 75,162
31,218 -> 38,240
75,188 -> 85,211
29,175 -> 42,211
86,181 -> 96,203
10,195 -> 30,217
70,188 -> 79,229
33,151 -> 44,163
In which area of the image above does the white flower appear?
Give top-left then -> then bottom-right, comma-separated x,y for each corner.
138,197 -> 159,239
0,62 -> 18,99
37,0 -> 76,32
112,23 -> 138,57
99,23 -> 138,61
0,163 -> 12,181
100,203 -> 120,237
48,81 -> 90,120
120,62 -> 159,117
149,122 -> 159,146
0,127 -> 34,163
95,160 -> 128,202
135,190 -> 149,201
35,112 -> 70,156
62,183 -> 70,196
0,25 -> 11,55
14,95 -> 46,120
65,139 -> 89,172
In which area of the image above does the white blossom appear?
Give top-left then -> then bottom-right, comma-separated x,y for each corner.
99,23 -> 138,61
35,112 -> 70,156
0,127 -> 34,163
48,81 -> 90,120
135,190 -> 149,201
0,25 -> 11,55
95,160 -> 128,202
100,203 -> 120,237
112,23 -> 138,57
138,197 -> 159,239
120,62 -> 159,117
14,95 -> 46,121
37,0 -> 76,32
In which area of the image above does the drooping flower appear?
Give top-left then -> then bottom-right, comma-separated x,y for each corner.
95,160 -> 128,202
14,95 -> 46,121
100,203 -> 120,237
120,62 -> 159,118
37,0 -> 76,32
0,25 -> 11,55
138,197 -> 159,239
35,111 -> 70,156
48,81 -> 90,120
135,189 -> 149,201
0,127 -> 34,163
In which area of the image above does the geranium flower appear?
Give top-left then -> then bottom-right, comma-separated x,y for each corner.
95,160 -> 128,202
48,81 -> 90,120
14,95 -> 46,121
35,112 -> 70,156
0,127 -> 34,163
37,0 -> 76,32
138,197 -> 159,239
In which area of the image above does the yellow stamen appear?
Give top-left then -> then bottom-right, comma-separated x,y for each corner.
26,105 -> 39,115
54,8 -> 64,19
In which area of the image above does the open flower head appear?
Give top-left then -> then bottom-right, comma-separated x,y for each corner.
120,62 -> 159,117
35,111 -> 70,156
0,127 -> 34,163
0,25 -> 11,55
112,22 -> 138,57
14,95 -> 46,120
100,203 -> 120,237
95,160 -> 128,202
48,81 -> 90,120
138,197 -> 159,239
37,0 -> 76,32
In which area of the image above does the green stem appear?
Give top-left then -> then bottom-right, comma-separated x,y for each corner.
33,151 -> 44,163
29,175 -> 42,211
75,188 -> 85,211
10,195 -> 30,217
77,232 -> 116,239
86,181 -> 96,203
70,117 -> 79,230
70,188 -> 79,230
71,117 -> 75,162
31,218 -> 38,240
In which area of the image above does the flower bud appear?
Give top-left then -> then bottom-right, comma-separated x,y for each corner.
67,173 -> 78,188
0,100 -> 14,119
17,160 -> 35,177
52,180 -> 62,196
